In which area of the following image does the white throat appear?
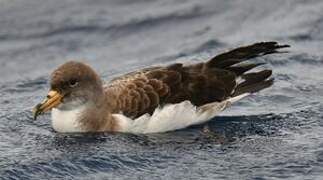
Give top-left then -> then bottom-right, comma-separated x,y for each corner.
51,104 -> 87,133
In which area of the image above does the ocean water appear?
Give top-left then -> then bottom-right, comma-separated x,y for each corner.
1,0 -> 323,179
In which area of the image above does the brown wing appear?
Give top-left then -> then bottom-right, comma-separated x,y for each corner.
104,42 -> 289,118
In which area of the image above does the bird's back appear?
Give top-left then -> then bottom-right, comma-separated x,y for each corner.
104,42 -> 289,119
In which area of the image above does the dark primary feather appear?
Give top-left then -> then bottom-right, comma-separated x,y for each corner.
105,42 -> 289,118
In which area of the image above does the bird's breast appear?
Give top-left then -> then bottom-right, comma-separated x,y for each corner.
51,105 -> 86,132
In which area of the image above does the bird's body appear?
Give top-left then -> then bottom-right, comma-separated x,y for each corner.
33,42 -> 289,133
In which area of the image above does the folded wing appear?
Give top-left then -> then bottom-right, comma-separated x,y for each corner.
104,42 -> 289,118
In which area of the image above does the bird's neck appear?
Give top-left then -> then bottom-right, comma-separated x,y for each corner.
51,96 -> 118,133
78,88 -> 119,132
78,99 -> 118,132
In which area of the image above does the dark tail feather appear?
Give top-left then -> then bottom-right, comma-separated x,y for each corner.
233,70 -> 273,96
233,79 -> 274,96
206,41 -> 290,68
214,59 -> 242,68
239,70 -> 272,87
204,42 -> 289,97
225,63 -> 265,76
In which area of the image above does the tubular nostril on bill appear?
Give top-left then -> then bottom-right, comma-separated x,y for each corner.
47,90 -> 57,99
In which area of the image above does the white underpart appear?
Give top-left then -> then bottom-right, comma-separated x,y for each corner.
51,105 -> 86,133
114,93 -> 250,134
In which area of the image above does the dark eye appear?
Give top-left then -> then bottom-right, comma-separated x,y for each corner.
69,79 -> 79,88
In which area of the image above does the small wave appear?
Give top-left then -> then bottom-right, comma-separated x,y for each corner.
0,77 -> 47,93
149,39 -> 225,65
267,53 -> 323,66
0,5 -> 210,41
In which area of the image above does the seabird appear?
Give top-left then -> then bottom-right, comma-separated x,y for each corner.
33,42 -> 289,133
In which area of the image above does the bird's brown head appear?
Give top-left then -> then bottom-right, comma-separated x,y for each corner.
33,61 -> 103,120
